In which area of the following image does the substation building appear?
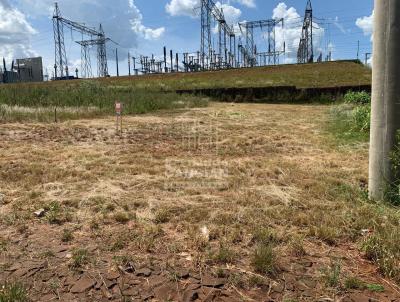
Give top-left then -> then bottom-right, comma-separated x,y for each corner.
0,57 -> 44,84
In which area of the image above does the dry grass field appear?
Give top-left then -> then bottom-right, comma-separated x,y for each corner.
0,102 -> 399,301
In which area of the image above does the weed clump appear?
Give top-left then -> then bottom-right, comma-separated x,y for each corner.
61,228 -> 74,242
344,91 -> 371,105
344,276 -> 365,290
0,282 -> 28,302
113,211 -> 131,224
154,208 -> 171,224
211,244 -> 235,264
251,243 -> 277,276
362,230 -> 400,282
328,90 -> 371,143
45,201 -> 72,225
251,228 -> 278,246
322,260 -> 341,287
69,248 -> 89,270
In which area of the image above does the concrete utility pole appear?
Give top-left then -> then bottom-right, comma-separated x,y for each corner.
369,0 -> 400,200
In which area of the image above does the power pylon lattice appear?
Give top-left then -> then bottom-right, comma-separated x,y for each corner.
77,41 -> 93,78
200,0 -> 236,70
53,3 -> 68,78
297,0 -> 313,63
52,3 -> 110,79
239,19 -> 284,67
97,24 -> 109,77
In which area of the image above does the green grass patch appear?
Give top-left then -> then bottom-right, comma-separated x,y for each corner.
251,243 -> 277,276
326,90 -> 371,145
327,104 -> 370,145
322,260 -> 342,287
69,248 -> 89,270
0,80 -> 208,123
0,282 -> 28,302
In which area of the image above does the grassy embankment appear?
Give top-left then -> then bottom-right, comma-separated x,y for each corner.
0,61 -> 371,123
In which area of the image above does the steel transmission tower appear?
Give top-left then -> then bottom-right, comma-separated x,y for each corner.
239,19 -> 284,67
97,24 -> 109,77
201,0 -> 212,69
53,3 -> 68,78
200,0 -> 236,70
297,0 -> 313,63
77,41 -> 93,78
52,3 -> 110,79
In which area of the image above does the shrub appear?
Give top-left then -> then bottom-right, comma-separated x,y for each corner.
344,91 -> 371,105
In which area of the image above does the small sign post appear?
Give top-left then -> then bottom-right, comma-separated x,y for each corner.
115,101 -> 123,136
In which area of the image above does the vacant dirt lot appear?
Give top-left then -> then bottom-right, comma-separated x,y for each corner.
0,103 -> 399,301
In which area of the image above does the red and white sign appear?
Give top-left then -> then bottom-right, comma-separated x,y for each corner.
115,102 -> 122,114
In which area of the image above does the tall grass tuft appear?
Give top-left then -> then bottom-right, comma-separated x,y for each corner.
327,90 -> 371,144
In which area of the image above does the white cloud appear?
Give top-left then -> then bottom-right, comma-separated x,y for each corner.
128,0 -> 165,40
211,2 -> 242,34
216,2 -> 242,24
16,0 -> 165,46
272,2 -> 325,63
356,11 -> 373,40
0,0 -> 37,64
165,0 -> 242,24
233,0 -> 255,8
165,0 -> 199,17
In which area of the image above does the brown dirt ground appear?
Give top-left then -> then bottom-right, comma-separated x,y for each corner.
0,103 -> 399,302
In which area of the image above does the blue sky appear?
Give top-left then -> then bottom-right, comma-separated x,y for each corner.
1,0 -> 374,77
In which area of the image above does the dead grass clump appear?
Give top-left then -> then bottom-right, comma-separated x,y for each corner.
113,211 -> 131,224
64,199 -> 80,209
131,225 -> 164,252
251,227 -> 279,246
362,229 -> 400,282
182,207 -> 210,224
153,208 -> 171,224
0,236 -> 8,252
210,244 -> 236,264
104,202 -> 116,213
89,219 -> 100,230
61,228 -> 74,243
309,225 -> 339,246
110,234 -> 128,251
289,235 -> 307,257
132,200 -> 148,209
